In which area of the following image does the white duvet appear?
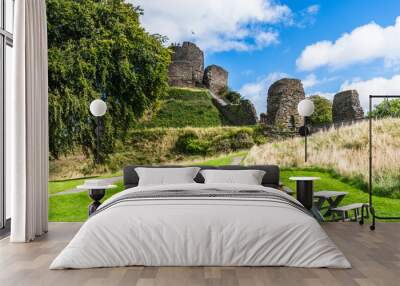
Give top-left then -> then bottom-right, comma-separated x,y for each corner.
50,183 -> 351,269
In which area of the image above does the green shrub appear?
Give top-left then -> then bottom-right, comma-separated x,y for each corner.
232,131 -> 254,150
211,137 -> 232,153
369,99 -> 400,118
308,95 -> 333,125
175,132 -> 210,155
253,135 -> 267,145
218,87 -> 242,104
226,91 -> 242,104
209,129 -> 255,153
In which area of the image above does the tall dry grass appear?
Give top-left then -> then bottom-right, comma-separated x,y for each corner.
244,118 -> 400,198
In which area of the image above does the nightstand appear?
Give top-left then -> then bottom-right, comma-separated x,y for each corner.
77,182 -> 117,215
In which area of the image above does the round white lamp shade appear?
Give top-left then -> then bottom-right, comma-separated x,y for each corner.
90,99 -> 107,117
297,99 -> 315,117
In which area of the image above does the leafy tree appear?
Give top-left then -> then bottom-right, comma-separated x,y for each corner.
369,99 -> 400,118
226,91 -> 242,104
308,95 -> 333,125
47,0 -> 171,162
218,87 -> 242,104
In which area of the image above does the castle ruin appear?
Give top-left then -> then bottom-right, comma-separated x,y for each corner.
265,78 -> 305,129
167,42 -> 257,126
203,65 -> 228,95
168,42 -> 204,87
332,90 -> 364,122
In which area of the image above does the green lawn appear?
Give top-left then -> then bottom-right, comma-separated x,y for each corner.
281,169 -> 400,219
49,172 -> 122,195
49,181 -> 124,221
49,165 -> 400,222
141,87 -> 225,128
49,178 -> 90,195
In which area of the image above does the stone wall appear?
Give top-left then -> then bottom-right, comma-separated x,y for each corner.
332,90 -> 364,122
265,78 -> 305,128
259,113 -> 267,124
168,42 -> 204,87
203,65 -> 228,95
213,98 -> 258,126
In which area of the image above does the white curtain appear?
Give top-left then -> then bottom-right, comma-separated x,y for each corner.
8,0 -> 49,242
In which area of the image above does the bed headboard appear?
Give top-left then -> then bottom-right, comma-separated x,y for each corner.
123,165 -> 280,189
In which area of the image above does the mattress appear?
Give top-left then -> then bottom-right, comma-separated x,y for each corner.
50,183 -> 351,269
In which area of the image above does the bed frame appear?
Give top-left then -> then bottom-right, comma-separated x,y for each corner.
123,165 -> 281,190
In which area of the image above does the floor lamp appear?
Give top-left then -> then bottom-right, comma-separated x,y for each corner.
368,95 -> 400,230
298,99 -> 315,162
90,99 -> 107,164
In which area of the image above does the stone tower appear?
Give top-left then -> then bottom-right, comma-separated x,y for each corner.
168,42 -> 204,87
203,65 -> 228,95
265,78 -> 305,128
332,90 -> 364,122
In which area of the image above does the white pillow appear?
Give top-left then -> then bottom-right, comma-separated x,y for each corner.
135,167 -> 201,186
200,169 -> 266,185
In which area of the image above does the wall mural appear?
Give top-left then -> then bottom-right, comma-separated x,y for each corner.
46,0 -> 400,224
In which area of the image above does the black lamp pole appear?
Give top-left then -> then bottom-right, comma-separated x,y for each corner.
298,99 -> 314,163
305,117 -> 308,162
299,116 -> 310,162
95,117 -> 100,164
94,116 -> 105,164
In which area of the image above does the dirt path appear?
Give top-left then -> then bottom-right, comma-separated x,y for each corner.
230,156 -> 244,165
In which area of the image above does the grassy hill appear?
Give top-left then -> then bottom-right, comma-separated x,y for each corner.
141,87 -> 225,128
50,126 -> 265,180
244,118 -> 400,199
49,87 -> 266,180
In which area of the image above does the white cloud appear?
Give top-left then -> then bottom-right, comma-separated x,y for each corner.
295,4 -> 320,28
306,92 -> 335,101
297,16 -> 400,71
318,92 -> 335,101
306,5 -> 320,15
301,74 -> 339,90
255,31 -> 279,48
131,0 -> 291,52
340,74 -> 400,111
239,72 -> 289,114
302,74 -> 319,89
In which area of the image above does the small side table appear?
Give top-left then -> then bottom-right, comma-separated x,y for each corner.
77,184 -> 117,215
289,177 -> 322,221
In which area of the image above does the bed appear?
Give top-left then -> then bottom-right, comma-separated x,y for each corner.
50,165 -> 351,269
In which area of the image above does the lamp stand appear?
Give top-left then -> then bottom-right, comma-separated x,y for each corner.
305,117 -> 308,162
95,116 -> 102,164
301,116 -> 309,163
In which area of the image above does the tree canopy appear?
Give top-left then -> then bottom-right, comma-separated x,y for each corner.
218,87 -> 242,104
47,0 -> 171,161
308,95 -> 333,125
369,99 -> 400,118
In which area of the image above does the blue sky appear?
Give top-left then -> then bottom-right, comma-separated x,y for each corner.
134,0 -> 400,114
